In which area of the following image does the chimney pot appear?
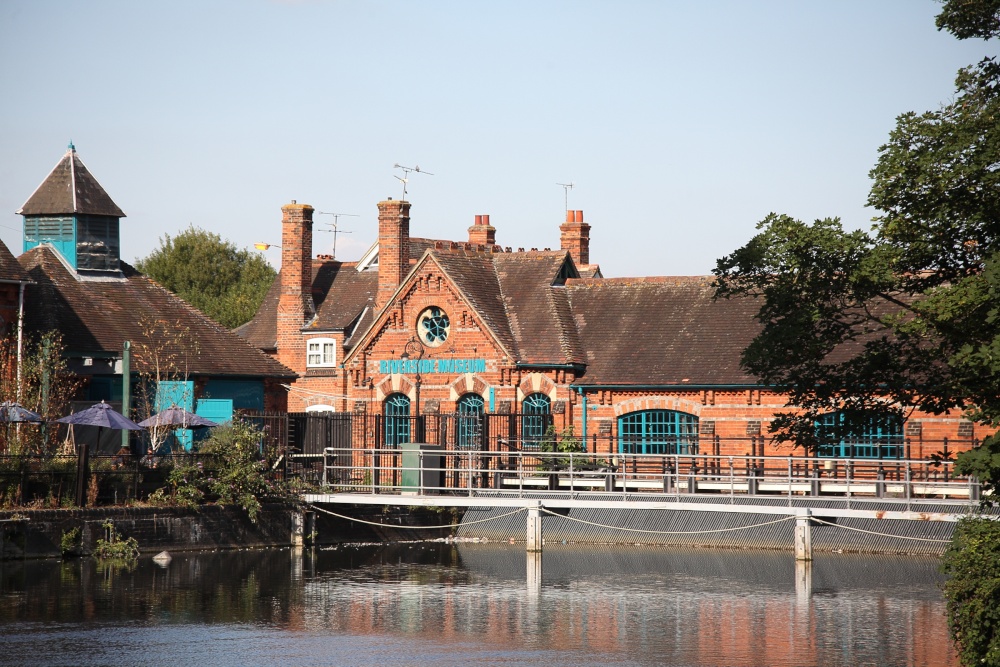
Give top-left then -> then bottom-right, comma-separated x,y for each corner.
483,214 -> 490,226
475,215 -> 482,225
565,210 -> 574,223
575,210 -> 584,223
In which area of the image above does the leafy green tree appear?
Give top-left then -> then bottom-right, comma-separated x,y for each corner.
942,516 -> 1000,667
135,226 -> 276,329
713,2 -> 1000,465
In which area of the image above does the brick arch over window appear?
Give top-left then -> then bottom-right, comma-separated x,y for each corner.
614,396 -> 703,418
375,375 -> 415,402
448,374 -> 489,401
516,373 -> 556,402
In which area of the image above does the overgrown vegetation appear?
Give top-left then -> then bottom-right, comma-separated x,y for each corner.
147,420 -> 287,523
537,426 -> 593,470
93,520 -> 139,561
60,526 -> 81,558
0,331 -> 78,455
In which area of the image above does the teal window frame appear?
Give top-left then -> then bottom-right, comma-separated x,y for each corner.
521,393 -> 551,450
617,409 -> 699,455
384,393 -> 411,446
456,393 -> 485,450
816,412 -> 904,459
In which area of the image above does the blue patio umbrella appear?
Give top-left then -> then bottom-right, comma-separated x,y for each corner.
138,406 -> 219,429
56,401 -> 143,431
0,401 -> 44,423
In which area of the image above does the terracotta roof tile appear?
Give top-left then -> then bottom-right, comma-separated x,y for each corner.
236,259 -> 378,350
20,246 -> 295,378
18,148 -> 125,218
0,240 -> 30,283
493,252 -> 580,364
566,276 -> 763,386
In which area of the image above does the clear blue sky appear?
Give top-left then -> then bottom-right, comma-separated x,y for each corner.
1,1 -> 993,278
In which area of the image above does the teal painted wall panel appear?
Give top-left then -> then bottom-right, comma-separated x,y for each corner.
202,380 -> 264,411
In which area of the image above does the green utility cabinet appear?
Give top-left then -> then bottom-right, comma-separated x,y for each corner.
400,442 -> 443,495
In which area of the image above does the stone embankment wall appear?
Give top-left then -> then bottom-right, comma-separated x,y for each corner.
0,504 -> 461,559
0,505 -> 300,559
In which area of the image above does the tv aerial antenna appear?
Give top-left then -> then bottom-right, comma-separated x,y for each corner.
394,163 -> 433,199
557,182 -> 575,213
316,211 -> 358,260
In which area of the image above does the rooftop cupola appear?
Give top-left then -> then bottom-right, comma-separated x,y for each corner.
18,143 -> 126,273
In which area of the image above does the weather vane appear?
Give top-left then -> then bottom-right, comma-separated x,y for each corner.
558,182 -> 575,213
394,163 -> 433,199
316,212 -> 358,260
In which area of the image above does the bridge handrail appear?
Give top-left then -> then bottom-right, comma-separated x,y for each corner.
301,446 -> 978,506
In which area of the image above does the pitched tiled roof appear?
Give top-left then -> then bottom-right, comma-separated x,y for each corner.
20,246 -> 295,378
235,260 -> 378,350
17,148 -> 126,218
428,249 -> 514,354
0,240 -> 30,283
492,252 -> 582,365
565,276 -> 763,386
311,261 -> 378,331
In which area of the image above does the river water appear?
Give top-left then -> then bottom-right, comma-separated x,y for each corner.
0,543 -> 955,666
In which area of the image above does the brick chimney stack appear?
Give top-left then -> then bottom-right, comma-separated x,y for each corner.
377,198 -> 410,308
560,210 -> 590,267
468,214 -> 496,247
277,200 -> 315,371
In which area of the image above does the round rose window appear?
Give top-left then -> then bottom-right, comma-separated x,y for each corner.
416,306 -> 450,347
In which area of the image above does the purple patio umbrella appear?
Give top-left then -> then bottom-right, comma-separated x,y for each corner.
56,401 -> 144,431
0,401 -> 44,423
138,406 -> 219,429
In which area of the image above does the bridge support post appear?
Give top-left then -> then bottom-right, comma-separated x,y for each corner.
794,509 -> 812,561
527,503 -> 543,552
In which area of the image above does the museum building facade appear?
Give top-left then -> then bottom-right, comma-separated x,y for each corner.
237,198 -> 981,461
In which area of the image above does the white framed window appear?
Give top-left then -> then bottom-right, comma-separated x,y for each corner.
306,337 -> 337,368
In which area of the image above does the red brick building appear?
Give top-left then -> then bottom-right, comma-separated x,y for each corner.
238,197 -> 979,460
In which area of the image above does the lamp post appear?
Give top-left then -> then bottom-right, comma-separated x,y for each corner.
400,337 -> 424,440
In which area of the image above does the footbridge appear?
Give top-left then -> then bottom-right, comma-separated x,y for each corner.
299,447 -> 981,557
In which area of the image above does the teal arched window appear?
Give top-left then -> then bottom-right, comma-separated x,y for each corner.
521,393 -> 552,450
816,412 -> 903,459
384,393 -> 411,446
456,393 -> 485,450
617,410 -> 699,455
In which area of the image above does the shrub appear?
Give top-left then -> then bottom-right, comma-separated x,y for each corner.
60,526 -> 81,558
93,520 -> 139,561
942,516 -> 1000,666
